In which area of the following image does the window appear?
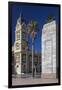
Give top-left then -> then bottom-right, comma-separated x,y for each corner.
15,53 -> 20,63
29,55 -> 32,63
16,31 -> 20,40
34,56 -> 38,64
22,54 -> 26,63
22,45 -> 25,50
21,54 -> 26,73
22,32 -> 26,40
16,42 -> 20,50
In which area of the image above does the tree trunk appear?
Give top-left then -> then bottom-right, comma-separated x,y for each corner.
32,38 -> 34,77
26,47 -> 28,77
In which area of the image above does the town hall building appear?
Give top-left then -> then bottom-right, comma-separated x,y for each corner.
12,15 -> 41,77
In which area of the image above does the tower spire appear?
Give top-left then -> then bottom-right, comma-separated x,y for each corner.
17,12 -> 22,24
20,12 -> 22,24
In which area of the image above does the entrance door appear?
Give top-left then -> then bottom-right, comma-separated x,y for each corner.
45,40 -> 53,73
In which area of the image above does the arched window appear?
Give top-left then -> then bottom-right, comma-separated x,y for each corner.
15,53 -> 20,63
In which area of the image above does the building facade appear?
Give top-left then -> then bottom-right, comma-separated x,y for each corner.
13,15 -> 29,75
42,20 -> 56,78
12,15 -> 41,76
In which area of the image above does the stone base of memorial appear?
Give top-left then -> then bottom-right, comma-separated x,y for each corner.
41,73 -> 56,79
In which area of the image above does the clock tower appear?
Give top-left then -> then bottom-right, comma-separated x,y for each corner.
14,15 -> 22,75
14,14 -> 29,76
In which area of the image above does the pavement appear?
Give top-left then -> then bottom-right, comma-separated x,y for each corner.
12,75 -> 58,86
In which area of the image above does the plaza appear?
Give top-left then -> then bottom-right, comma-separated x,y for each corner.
12,77 -> 58,86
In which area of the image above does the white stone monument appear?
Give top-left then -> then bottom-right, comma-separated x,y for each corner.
42,20 -> 56,78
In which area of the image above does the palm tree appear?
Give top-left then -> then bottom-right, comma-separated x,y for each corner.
25,41 -> 28,75
28,20 -> 38,77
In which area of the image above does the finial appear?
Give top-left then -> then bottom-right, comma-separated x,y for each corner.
47,14 -> 55,23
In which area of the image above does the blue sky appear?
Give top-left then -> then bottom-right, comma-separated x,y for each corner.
12,3 -> 59,53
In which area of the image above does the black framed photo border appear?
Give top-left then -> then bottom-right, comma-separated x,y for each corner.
8,1 -> 61,88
